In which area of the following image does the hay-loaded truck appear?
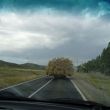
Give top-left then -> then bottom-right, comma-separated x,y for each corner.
46,58 -> 74,78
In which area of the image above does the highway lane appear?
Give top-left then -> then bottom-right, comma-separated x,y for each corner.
0,76 -> 52,97
0,76 -> 84,101
30,77 -> 83,100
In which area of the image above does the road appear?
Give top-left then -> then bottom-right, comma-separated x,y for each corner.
0,76 -> 85,101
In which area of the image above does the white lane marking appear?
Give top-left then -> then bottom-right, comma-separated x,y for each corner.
28,78 -> 53,98
0,76 -> 47,91
70,79 -> 87,101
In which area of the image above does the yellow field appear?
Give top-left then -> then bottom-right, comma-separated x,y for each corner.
0,67 -> 46,89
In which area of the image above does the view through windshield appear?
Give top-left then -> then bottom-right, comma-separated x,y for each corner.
0,0 -> 110,107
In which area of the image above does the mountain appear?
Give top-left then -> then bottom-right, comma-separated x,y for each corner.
0,60 -> 20,68
0,60 -> 45,70
20,63 -> 45,69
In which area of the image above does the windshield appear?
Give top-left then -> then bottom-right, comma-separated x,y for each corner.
0,0 -> 110,107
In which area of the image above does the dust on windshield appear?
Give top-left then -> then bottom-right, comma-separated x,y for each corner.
0,0 -> 110,107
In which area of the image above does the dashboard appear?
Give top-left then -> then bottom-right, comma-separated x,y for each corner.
0,100 -> 109,110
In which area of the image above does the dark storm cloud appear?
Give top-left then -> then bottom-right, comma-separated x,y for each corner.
0,0 -> 110,20
0,0 -> 109,12
0,0 -> 99,10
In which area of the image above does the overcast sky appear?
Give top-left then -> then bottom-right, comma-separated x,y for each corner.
0,0 -> 110,65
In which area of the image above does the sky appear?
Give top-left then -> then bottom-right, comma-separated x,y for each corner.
0,0 -> 110,65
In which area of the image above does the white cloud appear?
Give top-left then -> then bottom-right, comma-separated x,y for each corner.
0,11 -> 71,52
0,10 -> 110,55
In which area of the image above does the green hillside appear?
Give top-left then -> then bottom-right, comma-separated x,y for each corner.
0,60 -> 45,70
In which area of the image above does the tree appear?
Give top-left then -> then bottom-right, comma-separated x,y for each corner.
46,58 -> 74,77
77,42 -> 110,75
101,43 -> 110,74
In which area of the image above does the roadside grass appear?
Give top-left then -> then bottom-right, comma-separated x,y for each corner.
0,67 -> 46,89
73,72 -> 110,105
73,72 -> 110,96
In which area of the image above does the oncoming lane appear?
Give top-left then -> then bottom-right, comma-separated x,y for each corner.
0,76 -> 52,97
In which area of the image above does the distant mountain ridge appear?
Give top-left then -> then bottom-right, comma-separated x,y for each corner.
20,63 -> 45,69
0,60 -> 45,70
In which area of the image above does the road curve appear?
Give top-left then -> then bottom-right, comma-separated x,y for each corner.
0,76 -> 83,101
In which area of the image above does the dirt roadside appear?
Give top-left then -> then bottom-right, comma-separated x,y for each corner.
72,76 -> 110,106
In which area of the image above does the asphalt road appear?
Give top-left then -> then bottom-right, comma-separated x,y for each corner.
0,76 -> 83,101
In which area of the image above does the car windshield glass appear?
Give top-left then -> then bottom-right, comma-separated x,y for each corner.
0,0 -> 110,107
